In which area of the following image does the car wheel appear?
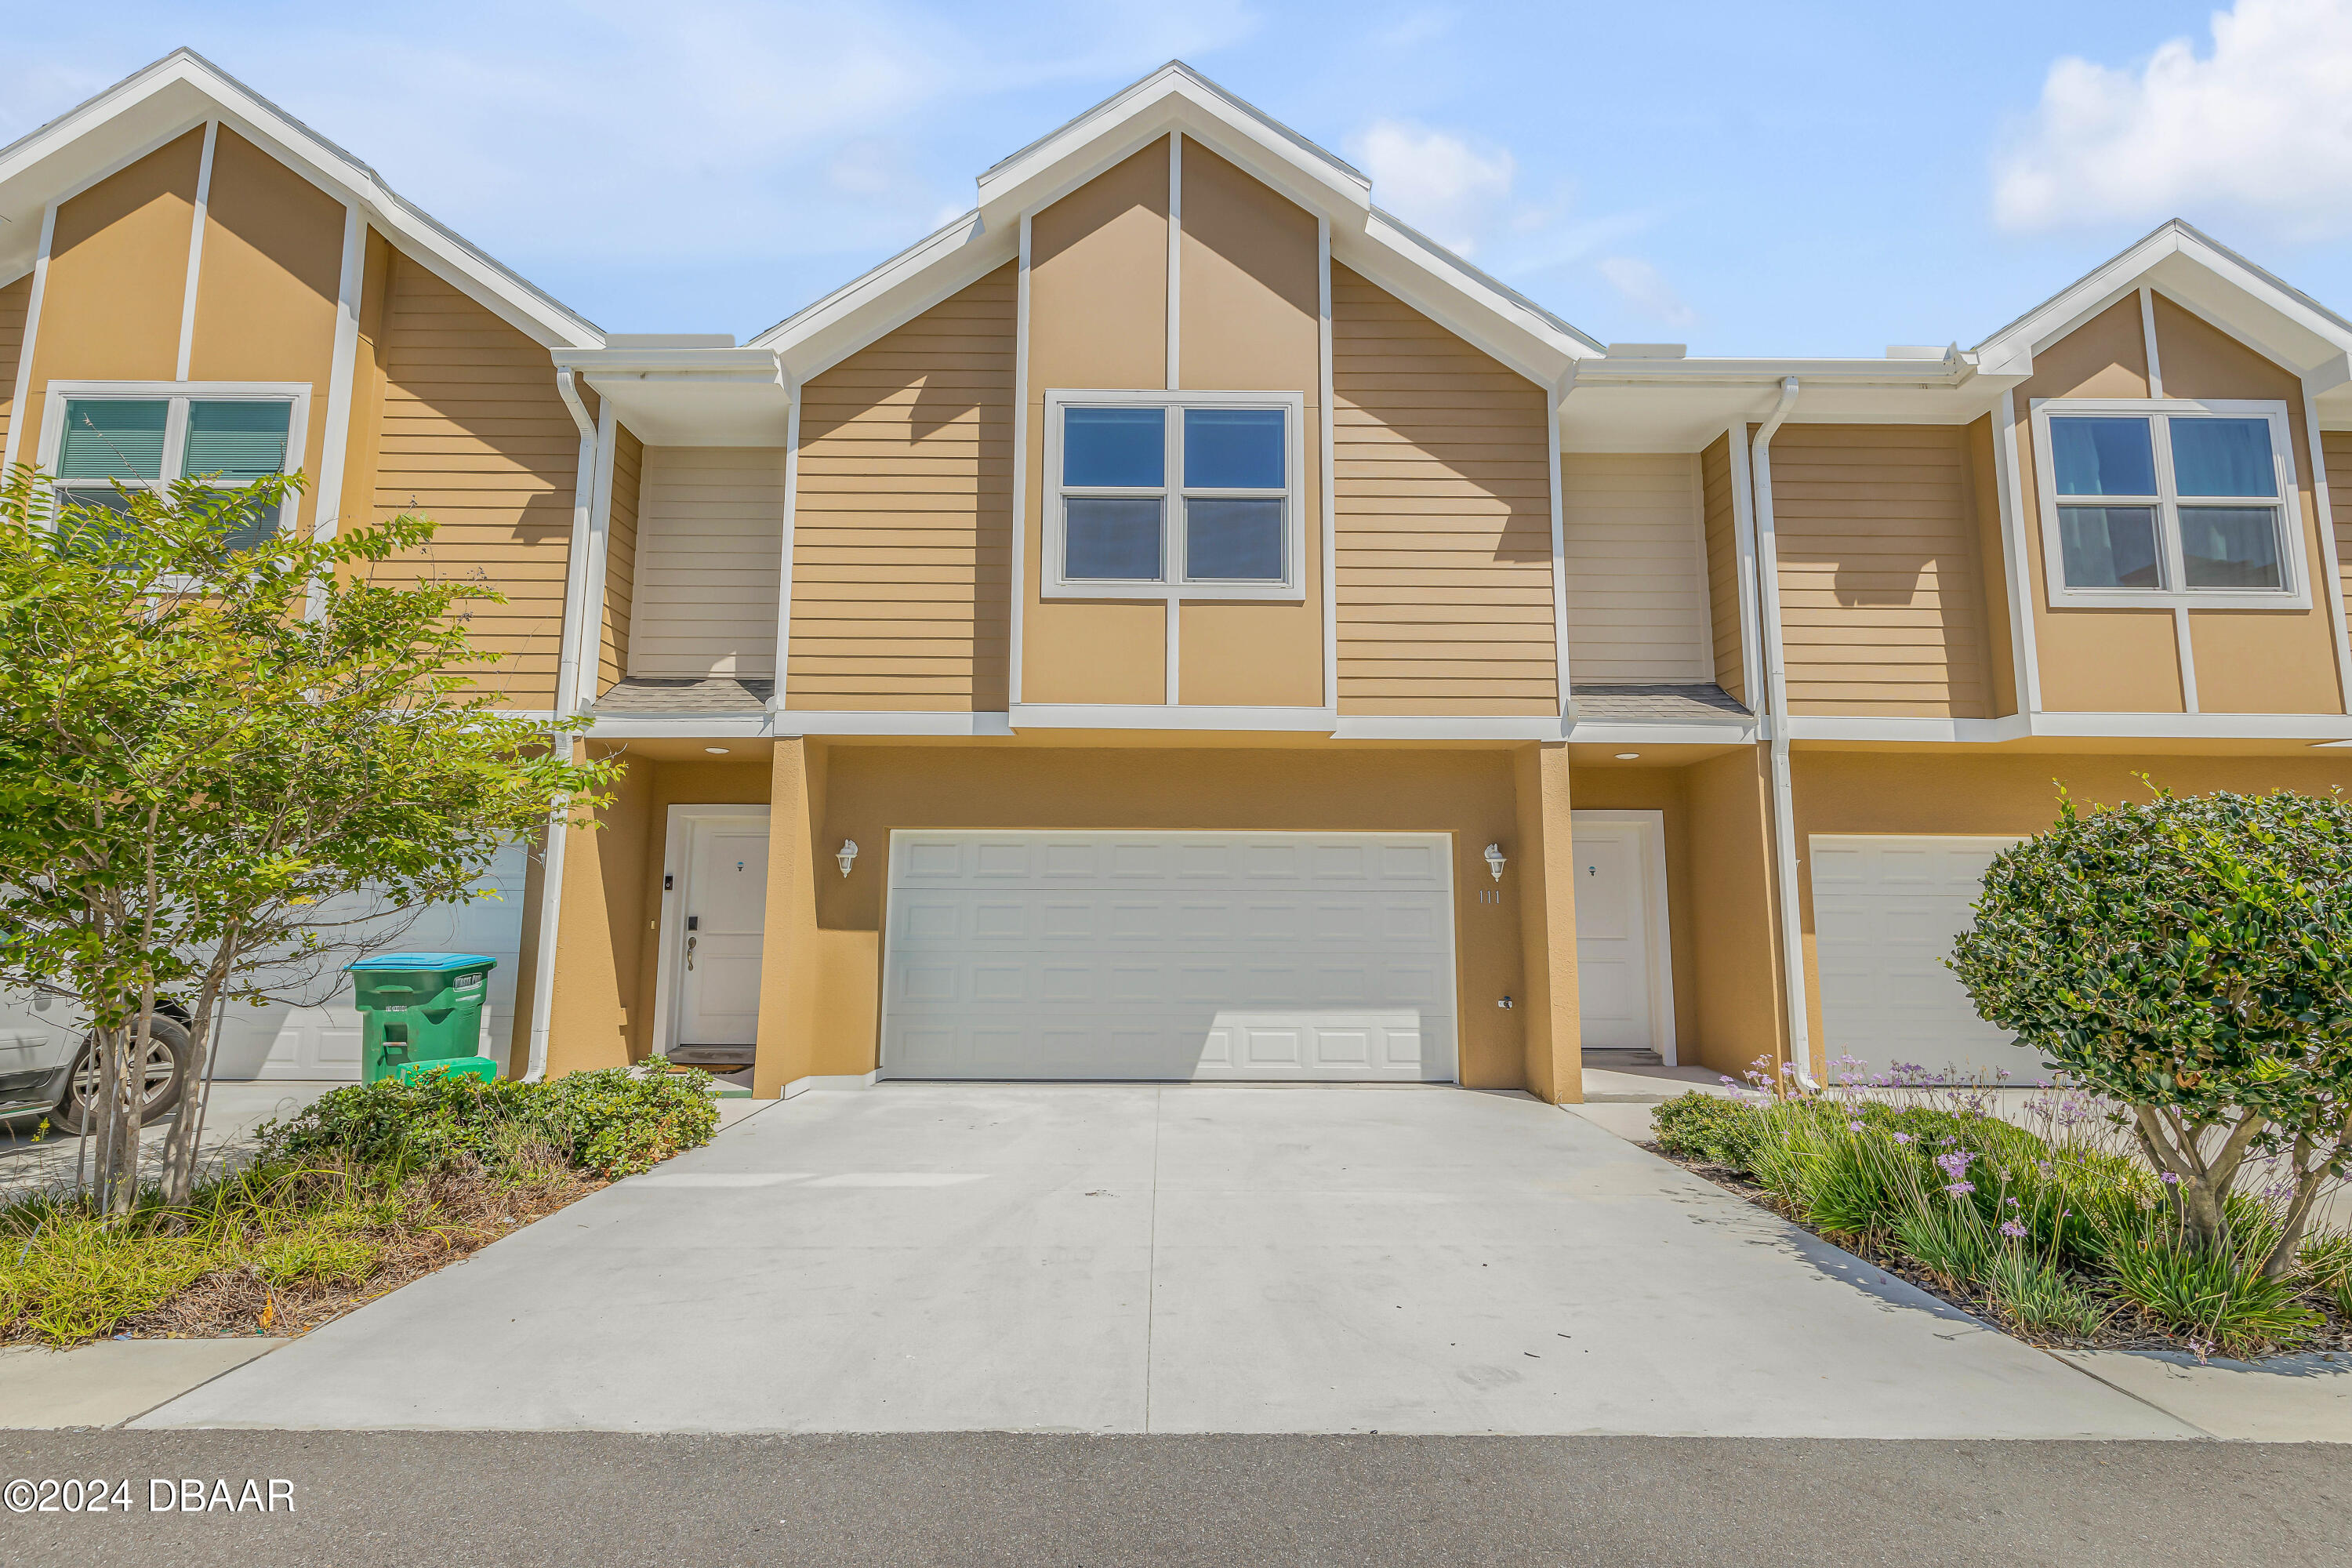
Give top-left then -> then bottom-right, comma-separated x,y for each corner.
53,1017 -> 193,1136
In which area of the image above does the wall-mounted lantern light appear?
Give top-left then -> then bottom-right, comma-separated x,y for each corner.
837,840 -> 859,878
1483,843 -> 1507,883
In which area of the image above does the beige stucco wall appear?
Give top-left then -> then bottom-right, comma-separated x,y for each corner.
2015,290 -> 2345,715
1171,142 -> 1325,707
1788,747 -> 2352,1076
790,264 -> 1014,710
1331,264 -> 1556,715
745,740 -> 1591,1098
1771,424 -> 1997,718
17,129 -> 205,463
184,126 -> 343,540
1022,140 -> 1171,704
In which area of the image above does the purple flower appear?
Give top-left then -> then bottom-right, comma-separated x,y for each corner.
1934,1150 -> 1974,1181
1848,1120 -> 1864,1132
1946,1181 -> 1976,1196
2160,1171 -> 2180,1185
2000,1220 -> 2027,1238
1892,1132 -> 1913,1145
2005,1196 -> 2020,1207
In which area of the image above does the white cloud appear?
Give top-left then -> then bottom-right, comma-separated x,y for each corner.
1349,118 -> 1515,255
1994,0 -> 2352,235
1595,256 -> 1697,329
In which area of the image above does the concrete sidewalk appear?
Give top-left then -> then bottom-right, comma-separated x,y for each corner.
138,1083 -> 2197,1437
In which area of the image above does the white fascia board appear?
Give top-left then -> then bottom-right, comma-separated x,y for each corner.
1974,220 -> 2352,382
775,711 -> 1014,738
746,210 -> 1011,379
1566,354 -> 1976,390
1332,715 -> 1567,741
975,64 -> 1370,227
0,49 -> 601,350
1011,704 -> 1338,732
1563,719 -> 1759,747
1784,715 -> 2033,744
586,714 -> 773,740
1786,712 -> 2352,742
1337,214 -> 1598,387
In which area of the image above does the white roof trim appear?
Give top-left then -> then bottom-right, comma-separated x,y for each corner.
1973,218 -> 2352,379
749,60 -> 1604,385
0,48 -> 601,349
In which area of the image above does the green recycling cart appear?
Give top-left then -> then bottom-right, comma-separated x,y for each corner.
347,953 -> 497,1085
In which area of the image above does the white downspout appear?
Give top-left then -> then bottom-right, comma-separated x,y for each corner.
524,367 -> 601,1081
1748,377 -> 1813,1088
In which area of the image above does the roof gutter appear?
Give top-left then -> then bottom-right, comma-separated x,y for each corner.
522,367 -> 601,1083
1748,376 -> 1815,1090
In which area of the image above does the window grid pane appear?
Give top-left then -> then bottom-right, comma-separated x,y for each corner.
2050,416 -> 2157,498
56,400 -> 169,481
1182,407 -> 1285,489
1065,497 -> 1163,581
2169,418 -> 2277,499
2180,506 -> 2282,589
182,401 -> 292,482
2059,505 -> 2161,590
1185,497 -> 1283,581
1063,407 -> 1165,488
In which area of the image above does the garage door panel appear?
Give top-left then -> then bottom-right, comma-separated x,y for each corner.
882,831 -> 1457,1082
1810,833 -> 2049,1086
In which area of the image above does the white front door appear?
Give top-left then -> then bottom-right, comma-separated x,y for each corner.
1810,834 -> 2049,1085
677,819 -> 769,1047
880,831 -> 1458,1082
1570,812 -> 1668,1055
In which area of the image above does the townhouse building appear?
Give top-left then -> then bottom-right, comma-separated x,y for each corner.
5,51 -> 2347,1100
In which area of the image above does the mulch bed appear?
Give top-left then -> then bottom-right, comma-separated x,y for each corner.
100,1167 -> 604,1343
1650,1142 -> 2352,1359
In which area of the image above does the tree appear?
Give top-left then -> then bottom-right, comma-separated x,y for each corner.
1949,782 -> 2352,1277
0,465 -> 615,1209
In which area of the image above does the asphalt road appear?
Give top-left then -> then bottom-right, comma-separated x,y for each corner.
2,1432 -> 2347,1566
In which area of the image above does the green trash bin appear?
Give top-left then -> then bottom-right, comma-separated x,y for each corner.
347,953 -> 497,1084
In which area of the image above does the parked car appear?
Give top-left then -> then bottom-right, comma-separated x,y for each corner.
0,988 -> 193,1134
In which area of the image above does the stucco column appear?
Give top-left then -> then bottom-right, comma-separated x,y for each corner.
753,738 -> 825,1098
541,742 -> 649,1078
1512,741 -> 1581,1104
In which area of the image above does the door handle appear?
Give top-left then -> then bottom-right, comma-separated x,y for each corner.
685,935 -> 697,971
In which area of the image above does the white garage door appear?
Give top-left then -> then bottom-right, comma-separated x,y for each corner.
1810,834 -> 2054,1087
882,831 -> 1458,1082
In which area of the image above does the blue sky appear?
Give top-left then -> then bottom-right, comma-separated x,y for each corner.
8,1 -> 2352,354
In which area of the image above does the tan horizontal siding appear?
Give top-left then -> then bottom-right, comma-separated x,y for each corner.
598,424 -> 642,694
2325,433 -> 2352,663
0,275 -> 27,459
1560,452 -> 1711,684
630,446 -> 785,678
787,264 -> 1014,712
1332,264 -> 1555,716
370,258 -> 577,707
1770,424 -> 1992,718
1700,433 -> 1745,703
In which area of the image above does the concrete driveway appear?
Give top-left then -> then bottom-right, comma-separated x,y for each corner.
140,1084 -> 2194,1437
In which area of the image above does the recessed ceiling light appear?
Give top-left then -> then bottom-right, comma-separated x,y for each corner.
1614,752 -> 1640,760
704,746 -> 731,755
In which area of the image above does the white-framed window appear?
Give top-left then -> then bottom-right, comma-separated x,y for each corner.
2028,397 -> 2307,610
1044,388 -> 1306,601
37,381 -> 310,551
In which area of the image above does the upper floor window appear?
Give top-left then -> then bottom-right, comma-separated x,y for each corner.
41,383 -> 308,551
2030,399 -> 2305,609
1045,389 -> 1305,601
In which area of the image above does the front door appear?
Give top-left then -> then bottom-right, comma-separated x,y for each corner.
677,819 -> 769,1047
1570,814 -> 1664,1054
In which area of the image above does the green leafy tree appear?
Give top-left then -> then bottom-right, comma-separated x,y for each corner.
0,465 -> 615,1210
1949,783 -> 2352,1276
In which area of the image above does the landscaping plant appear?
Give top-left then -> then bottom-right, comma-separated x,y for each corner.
1948,784 -> 2352,1279
0,465 -> 615,1209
